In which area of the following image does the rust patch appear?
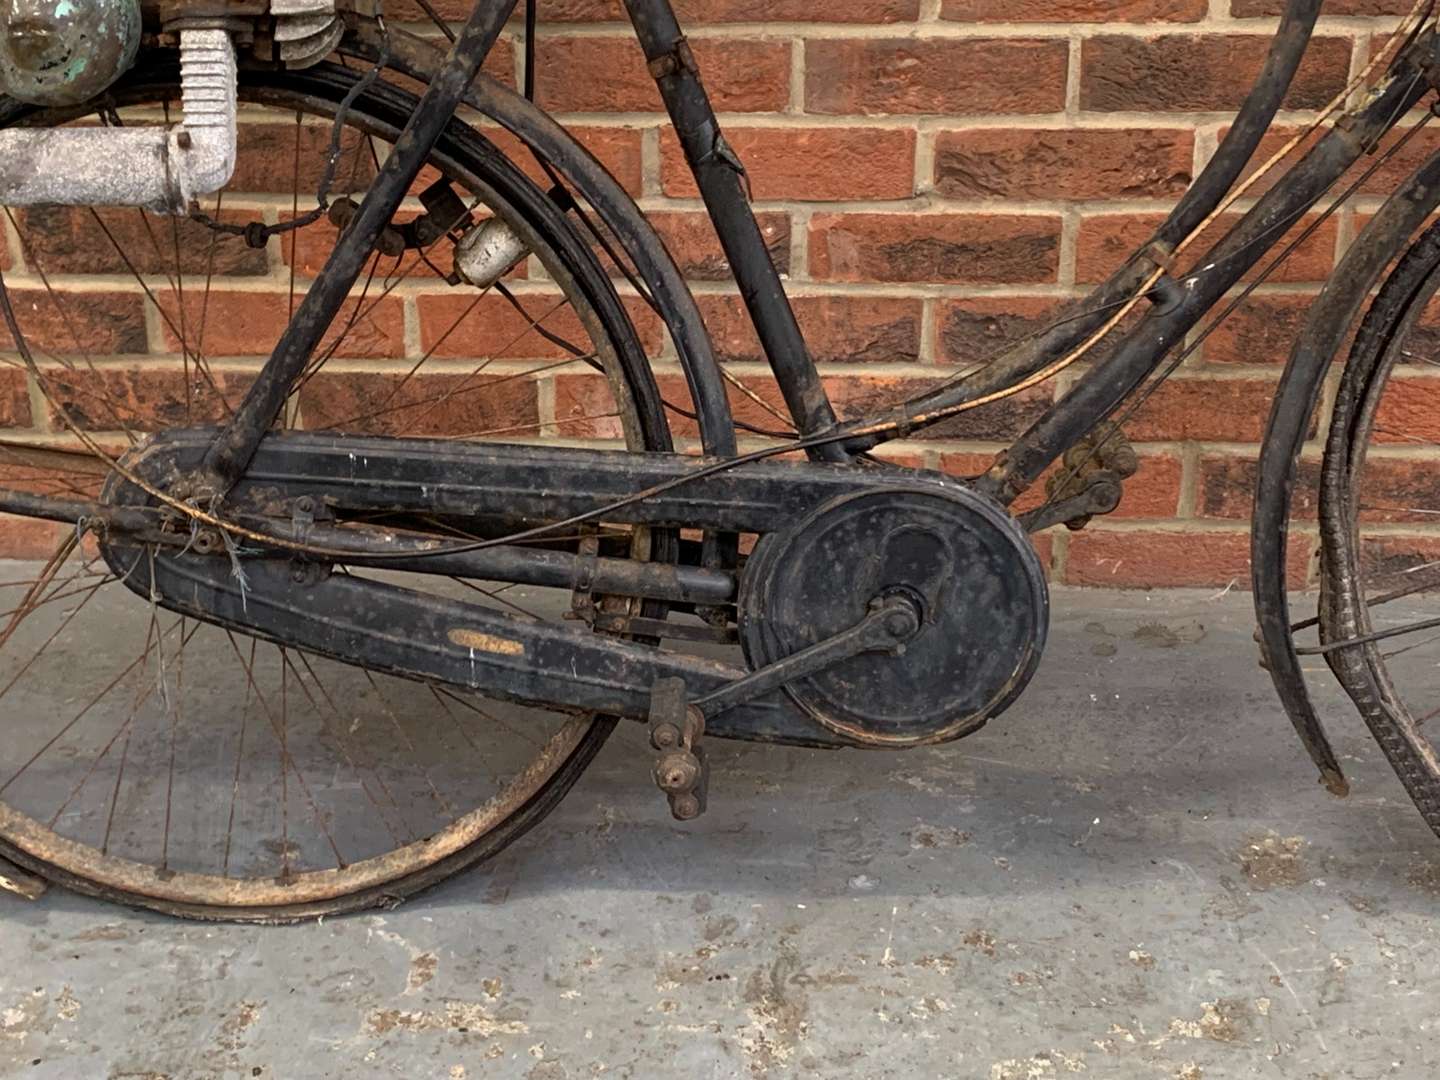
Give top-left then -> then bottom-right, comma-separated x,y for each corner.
909,825 -> 972,849
365,1000 -> 528,1038
1406,859 -> 1440,893
407,952 -> 438,993
739,948 -> 808,1075
1238,833 -> 1308,890
1169,998 -> 1253,1044
703,915 -> 740,941
963,928 -> 997,957
70,924 -> 129,942
216,1000 -> 263,1053
449,628 -> 525,656
1131,621 -> 1205,649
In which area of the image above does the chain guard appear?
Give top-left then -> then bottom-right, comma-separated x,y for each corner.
738,486 -> 1047,747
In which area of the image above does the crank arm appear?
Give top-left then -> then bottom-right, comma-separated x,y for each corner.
692,595 -> 920,719
99,543 -> 853,748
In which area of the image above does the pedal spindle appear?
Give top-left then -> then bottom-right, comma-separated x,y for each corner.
648,677 -> 709,821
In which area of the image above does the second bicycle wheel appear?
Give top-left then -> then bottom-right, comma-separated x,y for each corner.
0,56 -> 669,920
1321,216 -> 1440,833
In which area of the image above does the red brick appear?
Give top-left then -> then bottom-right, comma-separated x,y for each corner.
809,213 -> 1062,284
1080,35 -> 1352,112
944,0 -> 1205,17
552,371 -> 633,442
933,128 -> 1193,200
6,290 -> 148,356
1370,375 -> 1440,445
804,39 -> 1069,116
654,371 -> 791,441
643,212 -> 791,280
281,210 -> 444,281
0,515 -> 68,559
1202,294 -> 1313,365
940,450 -> 1048,514
1105,451 -> 1184,517
661,128 -> 917,201
417,291 -> 663,359
1352,535 -> 1440,595
0,369 -> 30,428
1199,454 -> 1319,520
632,369 -> 1052,443
1065,528 -> 1311,588
1218,124 -> 1328,200
1124,375 -> 1291,442
38,366 -> 237,433
1075,212 -> 1338,285
1338,463 -> 1422,527
937,296 -> 1069,367
1372,291 -> 1440,364
478,123 -> 646,197
1219,120 -> 1434,202
15,207 -> 269,278
695,293 -> 923,363
154,293 -> 406,360
1237,454 -> 1440,532
300,371 -> 540,438
1232,0 -> 1412,13
229,121 -> 376,195
826,374 -> 1055,440
533,38 -> 789,113
527,0 -> 919,20
941,448 -> 1183,518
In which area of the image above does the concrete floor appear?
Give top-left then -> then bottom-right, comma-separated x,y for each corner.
3,588 -> 1440,1079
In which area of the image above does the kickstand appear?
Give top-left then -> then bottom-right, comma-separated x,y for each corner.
0,856 -> 47,901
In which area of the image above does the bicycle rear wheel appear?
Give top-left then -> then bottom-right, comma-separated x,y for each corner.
0,57 -> 668,920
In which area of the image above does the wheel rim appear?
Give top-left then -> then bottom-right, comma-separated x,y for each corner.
1323,221 -> 1440,762
0,61 -> 660,912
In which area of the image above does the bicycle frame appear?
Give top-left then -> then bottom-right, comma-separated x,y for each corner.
2,0 -> 1439,761
192,0 -> 1436,508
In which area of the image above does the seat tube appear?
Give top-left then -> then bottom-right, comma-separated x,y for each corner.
624,0 -> 848,462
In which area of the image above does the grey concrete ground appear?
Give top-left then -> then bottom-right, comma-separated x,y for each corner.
2,588 -> 1439,1079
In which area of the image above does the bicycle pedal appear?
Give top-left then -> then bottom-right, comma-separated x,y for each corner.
648,677 -> 709,821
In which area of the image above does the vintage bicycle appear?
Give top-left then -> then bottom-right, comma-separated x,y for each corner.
0,0 -> 1435,920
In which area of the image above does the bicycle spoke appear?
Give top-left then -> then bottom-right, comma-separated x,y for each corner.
286,650 -> 410,846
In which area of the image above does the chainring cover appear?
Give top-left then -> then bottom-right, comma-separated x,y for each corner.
738,485 -> 1047,746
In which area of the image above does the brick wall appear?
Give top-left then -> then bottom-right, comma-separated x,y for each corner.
0,1 -> 1425,588
494,0 -> 1416,589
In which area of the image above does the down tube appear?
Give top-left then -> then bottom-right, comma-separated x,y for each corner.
622,0 -> 848,463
